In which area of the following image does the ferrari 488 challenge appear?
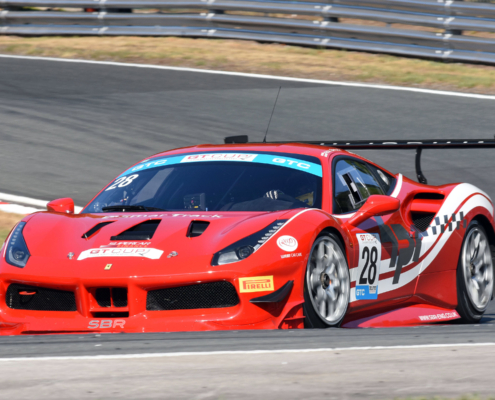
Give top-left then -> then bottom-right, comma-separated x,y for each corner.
1,138 -> 494,334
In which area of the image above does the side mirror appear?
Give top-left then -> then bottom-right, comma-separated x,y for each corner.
346,195 -> 400,227
47,198 -> 75,214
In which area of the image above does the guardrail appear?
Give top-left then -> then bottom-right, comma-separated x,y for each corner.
1,0 -> 495,64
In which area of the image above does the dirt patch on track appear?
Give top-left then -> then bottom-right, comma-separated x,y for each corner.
0,36 -> 494,94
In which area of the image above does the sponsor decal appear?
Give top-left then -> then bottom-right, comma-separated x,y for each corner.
418,311 -> 459,322
102,214 -> 222,219
126,159 -> 168,174
239,276 -> 274,293
358,233 -> 378,243
104,264 -> 112,270
172,214 -> 222,218
77,248 -> 163,260
280,252 -> 302,259
181,153 -> 257,162
277,235 -> 298,252
355,232 -> 382,300
88,320 -> 126,329
101,242 -> 151,248
272,158 -> 310,170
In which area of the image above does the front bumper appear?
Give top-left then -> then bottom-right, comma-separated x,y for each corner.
0,269 -> 305,335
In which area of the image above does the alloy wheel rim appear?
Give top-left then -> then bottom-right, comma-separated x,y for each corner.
306,237 -> 350,325
462,226 -> 494,311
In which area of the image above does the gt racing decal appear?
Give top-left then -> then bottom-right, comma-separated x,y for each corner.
78,248 -> 164,260
239,276 -> 274,293
355,233 -> 382,300
118,153 -> 322,178
181,153 -> 257,162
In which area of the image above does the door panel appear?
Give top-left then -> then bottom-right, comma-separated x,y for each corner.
332,157 -> 422,310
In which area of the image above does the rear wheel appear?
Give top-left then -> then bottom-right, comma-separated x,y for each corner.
456,220 -> 494,323
303,233 -> 350,328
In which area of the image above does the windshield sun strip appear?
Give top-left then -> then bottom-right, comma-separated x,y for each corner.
118,153 -> 323,178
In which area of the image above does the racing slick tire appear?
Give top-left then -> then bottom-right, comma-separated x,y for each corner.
456,220 -> 494,323
303,233 -> 350,328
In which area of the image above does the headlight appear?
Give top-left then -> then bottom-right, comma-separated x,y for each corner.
212,219 -> 287,266
5,222 -> 30,268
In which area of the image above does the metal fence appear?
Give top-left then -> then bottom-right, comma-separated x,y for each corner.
1,0 -> 495,64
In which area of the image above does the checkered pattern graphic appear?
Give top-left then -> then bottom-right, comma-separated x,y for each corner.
429,212 -> 467,235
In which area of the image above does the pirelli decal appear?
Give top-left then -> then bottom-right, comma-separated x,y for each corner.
239,276 -> 274,293
428,212 -> 467,236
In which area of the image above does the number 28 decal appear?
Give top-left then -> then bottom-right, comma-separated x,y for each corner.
105,174 -> 139,191
355,233 -> 382,300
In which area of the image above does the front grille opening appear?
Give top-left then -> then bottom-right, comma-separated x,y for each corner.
94,287 -> 128,308
110,219 -> 160,241
147,281 -> 239,311
112,288 -> 128,307
92,312 -> 129,318
411,212 -> 435,232
6,284 -> 76,311
95,288 -> 111,307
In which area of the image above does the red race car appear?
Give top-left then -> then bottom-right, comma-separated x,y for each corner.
1,138 -> 494,334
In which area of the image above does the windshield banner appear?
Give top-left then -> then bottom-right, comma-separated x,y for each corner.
119,153 -> 323,178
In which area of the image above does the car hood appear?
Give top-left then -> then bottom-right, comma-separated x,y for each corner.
20,210 -> 295,274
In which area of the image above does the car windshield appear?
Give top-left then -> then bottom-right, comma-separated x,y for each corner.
83,152 -> 323,213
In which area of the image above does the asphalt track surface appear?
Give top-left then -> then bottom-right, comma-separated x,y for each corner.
1,56 -> 495,399
1,57 -> 495,205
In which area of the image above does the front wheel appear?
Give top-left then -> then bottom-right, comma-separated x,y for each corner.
456,220 -> 494,323
303,233 -> 350,328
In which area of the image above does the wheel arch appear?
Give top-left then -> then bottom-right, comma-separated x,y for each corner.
472,214 -> 495,257
318,226 -> 346,250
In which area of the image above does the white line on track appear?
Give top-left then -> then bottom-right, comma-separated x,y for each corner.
1,342 -> 494,362
0,54 -> 494,100
0,192 -> 83,213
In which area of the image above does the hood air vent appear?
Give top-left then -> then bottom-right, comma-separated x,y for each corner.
82,221 -> 115,239
110,220 -> 160,241
187,221 -> 210,237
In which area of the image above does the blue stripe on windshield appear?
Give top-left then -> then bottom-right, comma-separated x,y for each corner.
118,153 -> 322,177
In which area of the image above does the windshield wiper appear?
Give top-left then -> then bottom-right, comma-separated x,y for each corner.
101,205 -> 166,212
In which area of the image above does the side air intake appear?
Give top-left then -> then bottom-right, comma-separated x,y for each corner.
110,220 -> 160,241
411,212 -> 435,232
413,193 -> 445,200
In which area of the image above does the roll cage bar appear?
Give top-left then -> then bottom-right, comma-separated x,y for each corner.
224,136 -> 495,185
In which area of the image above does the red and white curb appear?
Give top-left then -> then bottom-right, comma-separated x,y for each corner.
0,192 -> 83,215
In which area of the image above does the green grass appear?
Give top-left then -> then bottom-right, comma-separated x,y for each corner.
0,229 -> 11,244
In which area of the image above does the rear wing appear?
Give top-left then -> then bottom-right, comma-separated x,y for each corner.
223,137 -> 495,184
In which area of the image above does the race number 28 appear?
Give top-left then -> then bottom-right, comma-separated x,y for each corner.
355,233 -> 382,300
